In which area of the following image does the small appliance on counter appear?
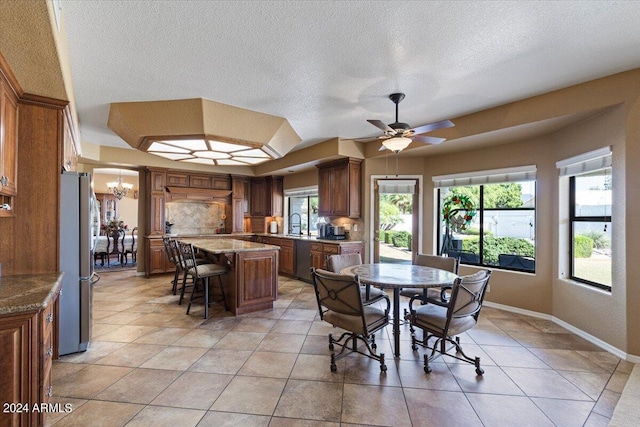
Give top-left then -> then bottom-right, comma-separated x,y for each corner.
324,225 -> 347,240
269,221 -> 278,234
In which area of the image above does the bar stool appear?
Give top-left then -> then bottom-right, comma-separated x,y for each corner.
177,242 -> 229,319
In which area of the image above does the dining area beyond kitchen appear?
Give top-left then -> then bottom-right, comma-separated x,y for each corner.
48,269 -> 632,426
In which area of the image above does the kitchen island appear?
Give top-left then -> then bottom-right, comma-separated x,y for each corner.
180,238 -> 280,315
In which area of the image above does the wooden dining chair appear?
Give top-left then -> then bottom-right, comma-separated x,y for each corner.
121,227 -> 137,265
311,267 -> 389,372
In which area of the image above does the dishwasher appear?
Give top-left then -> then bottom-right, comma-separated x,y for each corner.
295,239 -> 312,283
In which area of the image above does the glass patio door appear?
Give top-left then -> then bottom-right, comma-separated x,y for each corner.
373,178 -> 419,264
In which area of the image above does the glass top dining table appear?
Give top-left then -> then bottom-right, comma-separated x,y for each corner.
340,263 -> 459,358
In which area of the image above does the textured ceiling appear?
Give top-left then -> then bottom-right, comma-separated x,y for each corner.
61,1 -> 640,154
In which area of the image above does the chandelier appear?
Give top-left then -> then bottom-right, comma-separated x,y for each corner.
107,173 -> 134,200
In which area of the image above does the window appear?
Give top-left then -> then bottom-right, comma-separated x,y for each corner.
434,166 -> 537,273
559,147 -> 612,290
286,189 -> 319,235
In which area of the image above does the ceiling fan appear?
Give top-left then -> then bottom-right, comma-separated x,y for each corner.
363,93 -> 455,153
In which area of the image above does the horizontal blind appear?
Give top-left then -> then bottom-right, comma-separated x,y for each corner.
377,179 -> 416,194
432,165 -> 536,188
556,146 -> 612,176
284,186 -> 318,197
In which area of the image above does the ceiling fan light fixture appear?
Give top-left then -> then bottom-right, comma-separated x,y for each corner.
382,137 -> 412,152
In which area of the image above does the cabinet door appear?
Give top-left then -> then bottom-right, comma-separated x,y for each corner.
150,170 -> 166,192
270,177 -> 283,217
232,198 -> 245,233
147,239 -> 170,275
330,164 -> 349,216
0,313 -> 34,427
149,194 -> 165,235
0,82 -> 18,196
166,172 -> 188,187
280,245 -> 294,275
189,174 -> 211,188
250,178 -> 267,216
317,167 -> 332,216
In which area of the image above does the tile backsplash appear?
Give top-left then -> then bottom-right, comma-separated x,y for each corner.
166,202 -> 226,235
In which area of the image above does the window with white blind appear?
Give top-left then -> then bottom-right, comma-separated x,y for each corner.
433,166 -> 537,272
557,147 -> 612,290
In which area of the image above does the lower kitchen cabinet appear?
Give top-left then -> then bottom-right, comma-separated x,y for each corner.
255,236 -> 294,276
0,285 -> 60,427
145,237 -> 175,276
310,241 -> 365,271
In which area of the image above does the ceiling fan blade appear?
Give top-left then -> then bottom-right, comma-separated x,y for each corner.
367,119 -> 395,133
411,119 -> 455,135
354,137 -> 379,142
413,135 -> 446,145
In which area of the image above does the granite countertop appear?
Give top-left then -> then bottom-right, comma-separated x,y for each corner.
0,272 -> 64,316
180,238 -> 280,254
157,233 -> 363,244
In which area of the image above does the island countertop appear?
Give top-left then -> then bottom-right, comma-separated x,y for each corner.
180,238 -> 280,254
0,272 -> 64,316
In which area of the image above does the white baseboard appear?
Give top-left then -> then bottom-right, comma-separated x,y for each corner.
484,301 -> 640,363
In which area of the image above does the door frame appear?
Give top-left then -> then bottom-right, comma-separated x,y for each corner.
369,175 -> 423,263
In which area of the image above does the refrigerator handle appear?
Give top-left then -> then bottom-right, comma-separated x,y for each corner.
90,272 -> 101,285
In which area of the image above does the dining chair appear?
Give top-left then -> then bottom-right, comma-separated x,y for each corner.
178,241 -> 229,319
311,268 -> 389,372
121,227 -> 137,265
326,253 -> 390,310
407,269 -> 492,375
401,254 -> 459,317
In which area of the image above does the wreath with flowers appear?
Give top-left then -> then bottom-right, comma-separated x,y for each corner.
442,195 -> 476,231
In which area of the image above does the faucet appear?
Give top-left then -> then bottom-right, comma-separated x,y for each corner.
288,213 -> 302,235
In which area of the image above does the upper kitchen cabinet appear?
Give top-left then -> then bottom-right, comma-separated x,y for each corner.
0,77 -> 18,199
232,176 -> 250,232
250,176 -> 283,217
317,158 -> 362,218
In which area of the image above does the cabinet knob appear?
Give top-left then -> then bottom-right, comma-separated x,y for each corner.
46,313 -> 54,323
46,386 -> 53,397
46,346 -> 54,358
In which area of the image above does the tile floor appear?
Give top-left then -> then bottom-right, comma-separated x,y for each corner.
47,270 -> 635,426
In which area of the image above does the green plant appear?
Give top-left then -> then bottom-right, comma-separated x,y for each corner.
574,235 -> 594,258
581,230 -> 610,250
378,230 -> 386,242
384,230 -> 396,244
392,231 -> 411,248
462,236 -> 535,264
407,234 -> 412,250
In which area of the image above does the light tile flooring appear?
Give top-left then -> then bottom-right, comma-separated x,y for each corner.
47,270 -> 635,426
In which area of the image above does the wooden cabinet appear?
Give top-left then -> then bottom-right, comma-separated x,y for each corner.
232,176 -> 250,233
146,238 -> 173,275
0,77 -> 18,200
166,172 -> 188,187
233,249 -> 279,314
250,176 -> 283,217
310,241 -> 365,270
317,158 -> 362,218
0,287 -> 60,427
257,236 -> 294,276
96,193 -> 119,224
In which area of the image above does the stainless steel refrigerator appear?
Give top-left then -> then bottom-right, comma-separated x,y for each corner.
59,171 -> 100,355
